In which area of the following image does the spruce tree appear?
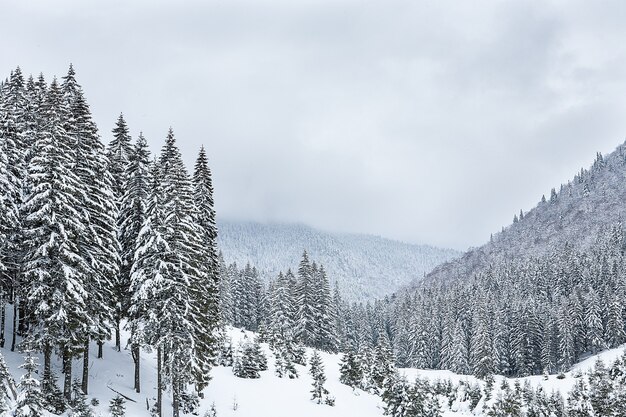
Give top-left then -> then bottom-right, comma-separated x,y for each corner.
107,113 -> 133,351
62,65 -> 119,392
22,78 -> 91,401
190,146 -> 220,394
339,350 -> 363,389
14,351 -> 44,417
295,251 -> 317,346
233,337 -> 262,379
0,67 -> 28,353
120,133 -> 151,393
0,351 -> 15,414
309,350 -> 329,404
108,395 -> 126,417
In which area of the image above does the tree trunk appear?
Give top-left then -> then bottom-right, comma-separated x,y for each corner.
82,338 -> 89,394
132,344 -> 140,393
115,318 -> 121,352
44,343 -> 51,380
63,347 -> 72,401
157,347 -> 162,417
97,340 -> 104,358
0,298 -> 5,348
172,372 -> 180,417
18,301 -> 27,335
10,298 -> 17,352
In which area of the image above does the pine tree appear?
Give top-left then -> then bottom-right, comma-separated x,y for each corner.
584,287 -> 604,354
127,157 -> 171,417
471,302 -> 494,378
339,350 -> 363,389
313,265 -> 338,352
588,359 -> 613,416
381,372 -> 407,417
488,383 -> 522,417
566,379 -> 592,417
370,334 -> 396,393
268,272 -> 296,343
0,351 -> 15,414
62,64 -> 119,393
107,113 -> 133,352
450,320 -> 470,374
295,251 -> 316,345
606,294 -> 625,347
14,351 -> 44,417
0,67 -> 29,353
68,380 -> 93,417
108,395 -> 126,417
233,337 -> 262,379
191,145 -> 220,394
120,133 -> 151,393
273,333 -> 299,379
158,129 -> 207,412
22,78 -> 91,400
107,113 -> 133,202
309,350 -> 329,404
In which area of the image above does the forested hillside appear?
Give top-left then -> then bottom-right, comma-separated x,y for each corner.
337,143 -> 626,383
217,221 -> 460,301
422,146 -> 626,287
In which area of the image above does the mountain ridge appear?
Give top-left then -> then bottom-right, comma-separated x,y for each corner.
216,220 -> 461,302
416,139 -> 626,288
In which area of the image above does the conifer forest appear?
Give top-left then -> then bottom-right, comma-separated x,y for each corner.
3,3 -> 626,417
2,63 -> 626,417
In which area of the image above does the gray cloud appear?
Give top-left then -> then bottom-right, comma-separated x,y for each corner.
2,0 -> 626,250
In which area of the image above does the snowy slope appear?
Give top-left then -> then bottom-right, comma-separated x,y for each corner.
217,220 -> 460,302
0,315 -> 386,416
2,315 -> 624,417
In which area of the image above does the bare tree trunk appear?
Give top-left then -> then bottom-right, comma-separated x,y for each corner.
43,343 -> 51,380
157,347 -> 162,417
82,339 -> 89,394
172,375 -> 180,417
18,301 -> 27,335
63,347 -> 72,401
115,318 -> 121,352
0,298 -> 5,348
132,344 -> 140,393
10,298 -> 17,351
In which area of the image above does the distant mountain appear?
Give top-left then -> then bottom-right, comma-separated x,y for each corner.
216,220 -> 460,302
420,141 -> 626,287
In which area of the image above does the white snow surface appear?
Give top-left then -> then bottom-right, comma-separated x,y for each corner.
1,318 -> 625,416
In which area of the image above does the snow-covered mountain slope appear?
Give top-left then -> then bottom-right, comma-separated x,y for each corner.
217,220 -> 460,302
3,320 -> 624,417
419,141 -> 626,287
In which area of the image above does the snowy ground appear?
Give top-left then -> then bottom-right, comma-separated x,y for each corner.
0,319 -> 386,417
1,314 -> 625,416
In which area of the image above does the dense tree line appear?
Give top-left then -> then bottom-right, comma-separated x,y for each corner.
218,251 -> 339,353
0,66 -> 219,417
338,222 -> 626,380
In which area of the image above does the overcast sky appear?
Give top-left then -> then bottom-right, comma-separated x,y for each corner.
3,0 -> 626,250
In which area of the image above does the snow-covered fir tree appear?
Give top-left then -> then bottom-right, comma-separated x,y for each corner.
14,351 -> 44,417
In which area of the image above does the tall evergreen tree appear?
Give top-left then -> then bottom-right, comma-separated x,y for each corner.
22,78 -> 91,400
190,145 -> 220,394
62,65 -> 119,393
295,251 -> 317,346
120,133 -> 151,393
106,113 -> 133,351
